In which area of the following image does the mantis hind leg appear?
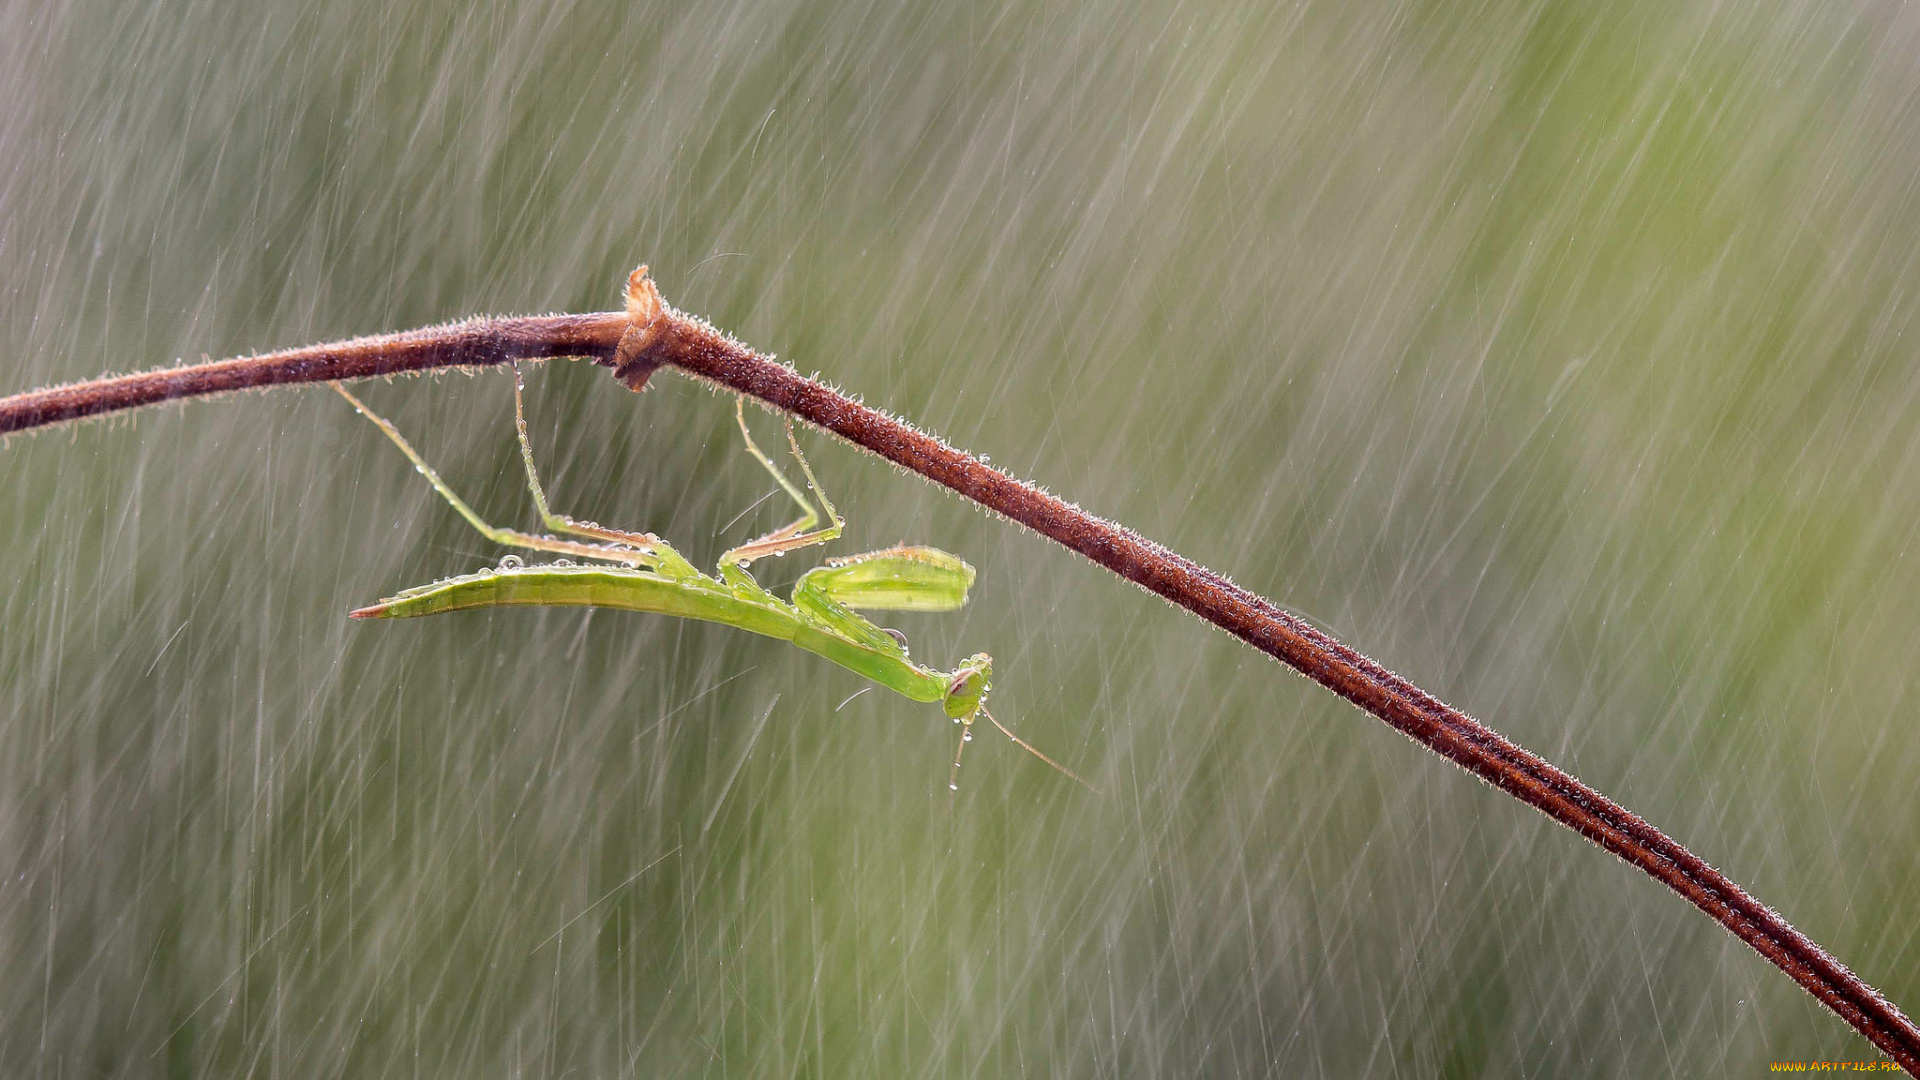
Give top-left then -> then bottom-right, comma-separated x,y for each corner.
507,365 -> 696,577
333,379 -> 681,571
720,397 -> 845,569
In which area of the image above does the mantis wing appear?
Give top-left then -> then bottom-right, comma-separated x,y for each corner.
797,546 -> 976,612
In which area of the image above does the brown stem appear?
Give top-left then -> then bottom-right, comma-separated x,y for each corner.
2,268 -> 1915,1071
0,312 -> 626,434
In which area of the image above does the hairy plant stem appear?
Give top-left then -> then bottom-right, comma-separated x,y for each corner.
3,267 -> 1915,1070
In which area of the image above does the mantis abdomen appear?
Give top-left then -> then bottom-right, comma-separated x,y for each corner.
352,563 -> 951,704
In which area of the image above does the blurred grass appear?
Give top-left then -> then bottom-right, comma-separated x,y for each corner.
6,0 -> 1920,1075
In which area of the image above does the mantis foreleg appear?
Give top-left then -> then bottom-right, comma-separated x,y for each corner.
799,547 -> 976,613
790,548 -> 977,655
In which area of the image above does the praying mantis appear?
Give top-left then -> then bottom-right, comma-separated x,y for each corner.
332,367 -> 1091,792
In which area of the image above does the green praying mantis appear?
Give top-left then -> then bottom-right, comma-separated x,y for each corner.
332,367 -> 1091,793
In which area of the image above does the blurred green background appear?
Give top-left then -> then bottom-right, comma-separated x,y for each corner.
5,0 -> 1920,1074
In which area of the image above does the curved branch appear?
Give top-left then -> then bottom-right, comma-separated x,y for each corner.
2,267 -> 1914,1070
0,312 -> 626,434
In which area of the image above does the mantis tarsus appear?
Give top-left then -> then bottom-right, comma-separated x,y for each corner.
332,368 -> 1092,793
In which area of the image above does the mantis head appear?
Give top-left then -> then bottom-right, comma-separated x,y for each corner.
942,653 -> 1097,794
942,653 -> 992,722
